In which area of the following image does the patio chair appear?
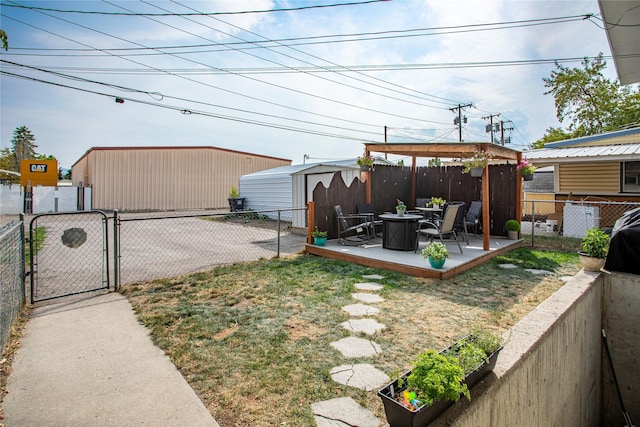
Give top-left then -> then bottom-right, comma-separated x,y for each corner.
334,205 -> 374,245
465,201 -> 482,237
415,204 -> 463,254
356,203 -> 383,236
448,201 -> 468,244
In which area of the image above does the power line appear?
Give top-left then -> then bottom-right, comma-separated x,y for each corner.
0,0 -> 391,16
0,70 -> 385,143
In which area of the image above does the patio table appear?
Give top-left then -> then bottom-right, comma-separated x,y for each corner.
415,206 -> 442,220
379,214 -> 422,251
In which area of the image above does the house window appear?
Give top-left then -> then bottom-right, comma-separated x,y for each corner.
622,161 -> 640,193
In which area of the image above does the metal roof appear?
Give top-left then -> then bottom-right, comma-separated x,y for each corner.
525,143 -> 640,164
545,127 -> 640,148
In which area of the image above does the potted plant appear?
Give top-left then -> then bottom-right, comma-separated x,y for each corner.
378,332 -> 503,427
504,219 -> 520,240
396,199 -> 407,216
430,197 -> 446,209
578,227 -> 609,271
228,185 -> 246,212
462,149 -> 491,177
311,227 -> 328,246
356,154 -> 375,171
516,158 -> 536,181
421,242 -> 448,269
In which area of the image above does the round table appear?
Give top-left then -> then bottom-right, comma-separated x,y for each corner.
379,214 -> 422,251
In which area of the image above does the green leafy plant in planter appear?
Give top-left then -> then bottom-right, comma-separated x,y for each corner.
396,199 -> 407,216
311,226 -> 328,246
421,242 -> 448,269
505,219 -> 520,240
407,350 -> 470,406
579,227 -> 609,271
430,197 -> 446,208
378,330 -> 503,427
462,149 -> 492,176
228,185 -> 245,212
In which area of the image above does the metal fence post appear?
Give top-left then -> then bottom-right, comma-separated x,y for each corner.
19,213 -> 26,302
276,210 -> 281,258
531,201 -> 535,247
113,210 -> 119,291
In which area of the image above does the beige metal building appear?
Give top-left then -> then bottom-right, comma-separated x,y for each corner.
71,146 -> 290,211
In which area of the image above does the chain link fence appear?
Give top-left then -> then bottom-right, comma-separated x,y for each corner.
0,219 -> 25,354
115,208 -> 308,286
521,199 -> 640,246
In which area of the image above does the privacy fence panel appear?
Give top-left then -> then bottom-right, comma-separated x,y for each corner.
115,209 -> 307,286
312,165 -> 518,237
313,173 -> 367,240
0,220 -> 25,354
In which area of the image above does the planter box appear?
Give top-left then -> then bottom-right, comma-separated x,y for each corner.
378,341 -> 502,427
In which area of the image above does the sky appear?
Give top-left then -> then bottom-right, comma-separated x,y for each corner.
0,0 -> 623,170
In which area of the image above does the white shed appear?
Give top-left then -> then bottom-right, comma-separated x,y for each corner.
240,159 -> 382,227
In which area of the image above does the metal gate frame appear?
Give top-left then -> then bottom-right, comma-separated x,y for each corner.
29,210 -> 110,303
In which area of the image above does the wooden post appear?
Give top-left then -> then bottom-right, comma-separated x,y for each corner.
307,201 -> 315,244
482,165 -> 490,251
516,152 -> 523,223
365,150 -> 372,203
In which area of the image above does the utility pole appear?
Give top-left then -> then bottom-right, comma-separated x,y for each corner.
482,113 -> 500,143
449,103 -> 472,142
499,120 -> 514,145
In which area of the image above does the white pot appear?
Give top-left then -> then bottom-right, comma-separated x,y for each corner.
507,230 -> 519,240
579,254 -> 605,272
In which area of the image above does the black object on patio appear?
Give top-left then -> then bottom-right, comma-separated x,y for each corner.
604,207 -> 640,275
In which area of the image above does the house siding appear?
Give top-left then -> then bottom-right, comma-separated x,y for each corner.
558,162 -> 619,194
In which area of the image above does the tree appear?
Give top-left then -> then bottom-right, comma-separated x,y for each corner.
532,127 -> 569,149
0,29 -> 7,51
539,53 -> 640,146
10,125 -> 38,170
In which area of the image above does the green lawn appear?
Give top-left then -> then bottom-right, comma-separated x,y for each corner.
121,247 -> 580,426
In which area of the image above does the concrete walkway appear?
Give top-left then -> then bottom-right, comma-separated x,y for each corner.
2,293 -> 219,427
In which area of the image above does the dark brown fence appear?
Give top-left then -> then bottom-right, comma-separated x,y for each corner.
313,164 -> 518,238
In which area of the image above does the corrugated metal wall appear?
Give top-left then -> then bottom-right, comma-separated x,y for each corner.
559,162 -> 619,194
72,147 -> 289,211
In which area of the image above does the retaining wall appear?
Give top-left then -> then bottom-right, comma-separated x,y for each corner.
431,271 -> 603,427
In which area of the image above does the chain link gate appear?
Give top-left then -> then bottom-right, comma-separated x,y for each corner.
29,211 -> 111,304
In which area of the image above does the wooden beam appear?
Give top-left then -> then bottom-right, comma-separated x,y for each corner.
482,165 -> 490,250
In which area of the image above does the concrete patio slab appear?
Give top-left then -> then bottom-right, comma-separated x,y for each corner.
329,364 -> 390,391
312,397 -> 382,427
330,337 -> 382,358
342,303 -> 380,317
340,318 -> 386,335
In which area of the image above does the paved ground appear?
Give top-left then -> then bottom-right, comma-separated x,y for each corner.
2,293 -> 219,427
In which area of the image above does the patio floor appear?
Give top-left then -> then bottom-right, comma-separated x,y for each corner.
305,234 -> 523,279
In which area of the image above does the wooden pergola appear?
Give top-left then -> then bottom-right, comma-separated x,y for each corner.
364,142 -> 523,251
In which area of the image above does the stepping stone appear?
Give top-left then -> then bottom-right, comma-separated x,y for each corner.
354,282 -> 383,292
329,364 -> 390,391
330,336 -> 382,358
352,293 -> 384,303
362,274 -> 384,280
312,396 -> 381,427
340,318 -> 386,335
342,304 -> 380,317
498,263 -> 518,269
525,268 -> 551,275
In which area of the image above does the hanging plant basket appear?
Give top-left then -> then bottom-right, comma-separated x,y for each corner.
360,165 -> 371,171
470,167 -> 483,178
523,174 -> 533,181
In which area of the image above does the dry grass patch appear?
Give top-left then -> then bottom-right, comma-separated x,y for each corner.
121,248 -> 580,426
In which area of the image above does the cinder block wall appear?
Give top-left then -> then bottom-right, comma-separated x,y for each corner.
430,271 -> 603,427
601,272 -> 640,426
